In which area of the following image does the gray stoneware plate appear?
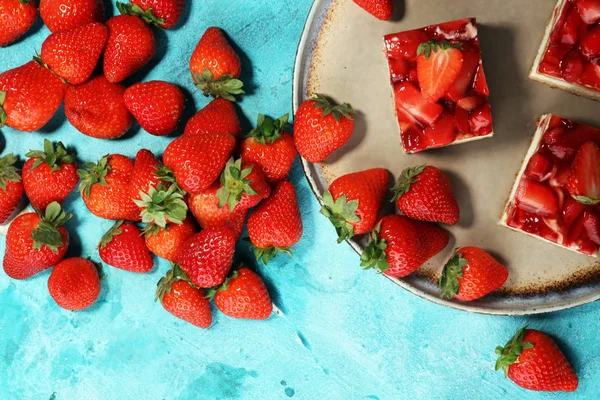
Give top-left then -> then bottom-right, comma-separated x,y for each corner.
293,0 -> 600,315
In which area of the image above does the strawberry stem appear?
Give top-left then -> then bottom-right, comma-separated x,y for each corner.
391,165 -> 425,201
438,249 -> 469,299
31,201 -> 72,253
312,93 -> 355,122
193,68 -> 244,102
116,2 -> 166,27
0,153 -> 21,190
26,139 -> 75,172
155,263 -> 192,302
97,220 -> 124,249
216,158 -> 257,212
495,326 -> 534,377
320,190 -> 361,243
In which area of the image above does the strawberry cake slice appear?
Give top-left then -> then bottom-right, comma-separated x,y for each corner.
530,0 -> 600,100
383,18 -> 493,153
500,114 -> 600,257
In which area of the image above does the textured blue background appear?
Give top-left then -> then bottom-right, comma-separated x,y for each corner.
1,1 -> 599,399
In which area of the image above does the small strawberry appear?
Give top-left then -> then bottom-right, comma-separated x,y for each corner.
438,247 -> 508,301
294,94 -> 356,163
216,158 -> 271,212
64,75 -> 133,139
0,153 -> 24,225
98,220 -> 153,273
48,257 -> 101,311
416,40 -> 464,102
23,139 -> 78,210
145,216 -> 198,261
40,0 -> 104,33
567,141 -> 600,204
188,184 -> 248,239
352,0 -> 393,20
190,27 -> 244,100
320,168 -> 389,242
184,98 -> 241,138
391,165 -> 459,225
3,202 -> 71,280
0,0 -> 37,47
495,327 -> 578,392
119,0 -> 185,29
124,81 -> 185,136
240,114 -> 297,183
210,267 -> 272,320
247,181 -> 303,264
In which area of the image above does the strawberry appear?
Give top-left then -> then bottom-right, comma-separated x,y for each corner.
216,158 -> 271,212
0,0 -> 37,47
320,168 -> 389,242
39,22 -> 108,85
23,139 -> 78,210
177,226 -> 236,288
567,141 -> 600,204
438,247 -> 508,301
156,263 -> 212,329
525,153 -> 553,182
98,221 -> 153,273
247,181 -> 303,264
64,75 -> 133,139
416,39 -> 464,102
184,98 -> 241,138
190,27 -> 244,100
120,0 -> 185,29
561,49 -> 584,83
473,64 -> 490,96
188,184 -> 248,239
516,178 -> 559,217
576,0 -> 600,24
418,220 -> 450,259
495,327 -> 578,392
0,61 -> 67,132
124,81 -> 185,136
391,165 -> 459,225
3,202 -> 71,280
445,50 -> 481,102
163,132 -> 236,194
469,103 -> 493,136
456,95 -> 483,111
40,0 -> 104,33
128,149 -> 165,206
393,81 -> 443,126
580,25 -> 600,60
145,216 -> 198,261
424,111 -> 457,147
352,0 -> 393,20
454,107 -> 470,133
211,267 -> 272,320
0,153 -> 24,225
48,257 -> 101,310
240,114 -> 297,183
294,94 -> 356,163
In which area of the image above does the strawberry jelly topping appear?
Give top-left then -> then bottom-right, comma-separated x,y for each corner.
384,18 -> 492,153
506,115 -> 600,256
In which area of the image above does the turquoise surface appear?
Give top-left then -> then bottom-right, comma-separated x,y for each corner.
1,1 -> 600,399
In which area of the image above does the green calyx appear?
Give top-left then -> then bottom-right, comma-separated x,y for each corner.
193,67 -> 245,102
26,139 -> 75,172
155,263 -> 193,302
495,326 -> 534,377
438,249 -> 469,299
320,190 -> 361,243
0,153 -> 21,191
154,165 -> 178,184
205,269 -> 240,300
31,201 -> 72,253
134,183 -> 188,228
359,226 -> 389,273
19,0 -> 31,4
116,2 -> 165,27
312,93 -> 355,122
77,155 -> 110,198
247,114 -> 289,145
417,39 -> 462,59
391,165 -> 425,202
252,244 -> 293,266
216,157 -> 257,212
97,220 -> 124,249
0,91 -> 7,127
571,194 -> 600,205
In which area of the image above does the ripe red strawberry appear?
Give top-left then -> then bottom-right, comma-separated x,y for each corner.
98,221 -> 153,273
40,22 -> 108,85
48,257 -> 101,310
190,27 -> 244,100
23,140 -> 78,210
567,141 -> 600,204
438,246 -> 508,301
516,178 -> 559,217
416,40 -> 464,102
64,75 -> 133,139
104,14 -> 156,83
495,327 -> 578,392
121,0 -> 185,29
240,114 -> 297,183
352,0 -> 393,20
163,132 -> 236,194
474,65 -> 490,96
248,181 -> 303,264
156,264 -> 212,329
294,94 -> 356,163
216,158 -> 270,212
177,226 -> 236,288
40,0 -> 104,33
0,153 -> 24,225
321,168 -> 389,242
211,267 -> 272,320
145,216 -> 198,261
188,184 -> 248,239
0,61 -> 67,131
128,149 -> 164,206
580,25 -> 600,60
392,165 -> 460,225
3,202 -> 71,280
124,81 -> 185,136
184,98 -> 241,138
0,0 -> 37,47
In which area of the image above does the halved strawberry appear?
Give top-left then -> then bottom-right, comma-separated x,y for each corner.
454,107 -> 470,133
416,39 -> 464,102
473,65 -> 490,96
516,178 -> 559,217
547,125 -> 600,160
456,95 -> 483,111
576,0 -> 600,24
424,112 -> 456,147
445,50 -> 480,102
384,30 -> 429,59
562,196 -> 587,227
580,25 -> 600,60
394,81 -> 443,126
525,153 -> 553,182
561,49 -> 584,83
567,141 -> 600,204
560,7 -> 586,46
468,103 -> 492,136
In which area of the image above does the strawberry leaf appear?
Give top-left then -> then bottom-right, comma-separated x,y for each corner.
571,194 -> 600,205
116,2 -> 166,27
26,139 -> 75,172
247,114 -> 289,144
194,68 -> 245,101
77,155 -> 110,198
97,220 -> 124,249
30,201 -> 72,253
216,158 -> 257,212
417,39 -> 462,60
312,93 -> 355,122
360,226 -> 389,273
438,249 -> 469,299
320,190 -> 361,243
251,244 -> 293,265
155,263 -> 192,302
205,269 -> 240,300
134,183 -> 188,228
391,165 -> 425,201
0,153 -> 21,191
495,326 -> 534,377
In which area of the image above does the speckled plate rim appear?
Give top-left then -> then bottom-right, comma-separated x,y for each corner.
292,0 -> 600,316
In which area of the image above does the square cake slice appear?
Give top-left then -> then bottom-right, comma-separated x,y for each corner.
500,114 -> 600,257
530,0 -> 600,100
383,18 -> 493,154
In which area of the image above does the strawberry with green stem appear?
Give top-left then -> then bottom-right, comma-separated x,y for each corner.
98,220 -> 153,273
48,257 -> 102,311
134,183 -> 188,229
416,39 -> 464,102
119,0 -> 185,29
0,153 -> 24,225
145,216 -> 198,261
216,157 -> 270,213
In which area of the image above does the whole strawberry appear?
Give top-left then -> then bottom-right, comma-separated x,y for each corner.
65,75 -> 133,139
438,247 -> 508,301
48,258 -> 101,310
352,0 -> 393,20
241,114 -> 297,183
3,202 -> 71,280
0,153 -> 24,225
0,0 -> 37,47
120,0 -> 185,29
320,168 -> 389,242
40,0 -> 104,33
98,221 -> 153,273
248,181 -> 303,264
124,81 -> 185,136
294,94 -> 355,163
495,327 -> 578,392
211,267 -> 272,320
184,98 -> 241,138
392,165 -> 459,225
216,158 -> 271,212
190,27 -> 244,100
145,216 -> 198,261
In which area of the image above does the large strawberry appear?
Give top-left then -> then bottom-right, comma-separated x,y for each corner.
48,257 -> 101,310
320,168 -> 389,242
352,0 -> 393,20
119,0 -> 185,29
210,267 -> 272,320
40,0 -> 104,33
495,327 -> 578,392
0,61 -> 67,131
98,221 -> 153,273
190,27 -> 244,100
392,165 -> 459,225
184,98 -> 241,138
248,181 -> 303,264
294,94 -> 356,163
216,158 -> 271,212
567,141 -> 600,204
0,0 -> 37,47
0,153 -> 24,225
145,216 -> 198,261
3,202 -> 71,280
416,39 -> 464,102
